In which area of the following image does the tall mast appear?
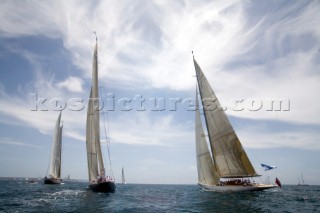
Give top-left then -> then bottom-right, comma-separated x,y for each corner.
92,32 -> 105,175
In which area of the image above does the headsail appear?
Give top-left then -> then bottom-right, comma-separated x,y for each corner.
48,112 -> 63,179
86,41 -> 105,182
195,91 -> 219,185
193,56 -> 259,178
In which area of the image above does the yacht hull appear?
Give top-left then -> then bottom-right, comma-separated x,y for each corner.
44,178 -> 62,184
199,183 -> 277,192
89,180 -> 116,193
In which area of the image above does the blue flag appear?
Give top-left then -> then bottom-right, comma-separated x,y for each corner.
261,163 -> 277,171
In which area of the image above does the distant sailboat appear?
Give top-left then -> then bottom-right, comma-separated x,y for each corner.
122,167 -> 126,184
26,177 -> 37,184
193,55 -> 277,192
64,174 -> 70,180
44,112 -> 63,184
298,173 -> 309,186
86,34 -> 116,193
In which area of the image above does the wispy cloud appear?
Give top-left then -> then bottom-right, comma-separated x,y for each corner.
57,76 -> 84,93
238,125 -> 320,150
0,137 -> 42,149
1,0 -> 319,126
109,112 -> 193,147
0,0 -> 319,151
0,82 -> 193,148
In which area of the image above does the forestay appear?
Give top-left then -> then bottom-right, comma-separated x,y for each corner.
195,92 -> 219,185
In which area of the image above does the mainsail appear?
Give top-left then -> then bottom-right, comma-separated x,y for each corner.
86,41 -> 105,182
193,56 -> 259,178
48,112 -> 63,179
195,91 -> 219,185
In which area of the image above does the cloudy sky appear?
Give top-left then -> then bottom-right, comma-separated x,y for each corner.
0,0 -> 319,185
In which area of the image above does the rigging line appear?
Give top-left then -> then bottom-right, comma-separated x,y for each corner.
247,147 -> 268,183
248,146 -> 264,173
94,31 -> 108,71
197,85 -> 221,183
99,87 -> 110,136
100,86 -> 114,177
95,42 -> 108,175
99,98 -> 107,174
197,91 -> 212,158
197,83 -> 218,176
196,86 -> 209,184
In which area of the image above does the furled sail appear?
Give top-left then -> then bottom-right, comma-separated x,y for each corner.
193,57 -> 259,178
195,91 -> 219,185
86,41 -> 105,182
48,112 -> 63,179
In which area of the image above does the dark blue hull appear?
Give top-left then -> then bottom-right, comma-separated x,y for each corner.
44,178 -> 62,184
89,181 -> 116,193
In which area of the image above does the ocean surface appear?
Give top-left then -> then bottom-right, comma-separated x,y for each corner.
0,180 -> 319,213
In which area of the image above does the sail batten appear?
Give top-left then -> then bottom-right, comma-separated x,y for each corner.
193,57 -> 258,178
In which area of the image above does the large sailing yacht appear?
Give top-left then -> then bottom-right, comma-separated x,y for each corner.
44,112 -> 63,184
193,55 -> 277,192
86,35 -> 116,193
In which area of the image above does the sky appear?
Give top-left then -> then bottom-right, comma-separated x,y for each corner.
0,0 -> 319,185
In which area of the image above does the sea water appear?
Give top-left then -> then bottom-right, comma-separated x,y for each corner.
0,180 -> 319,212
